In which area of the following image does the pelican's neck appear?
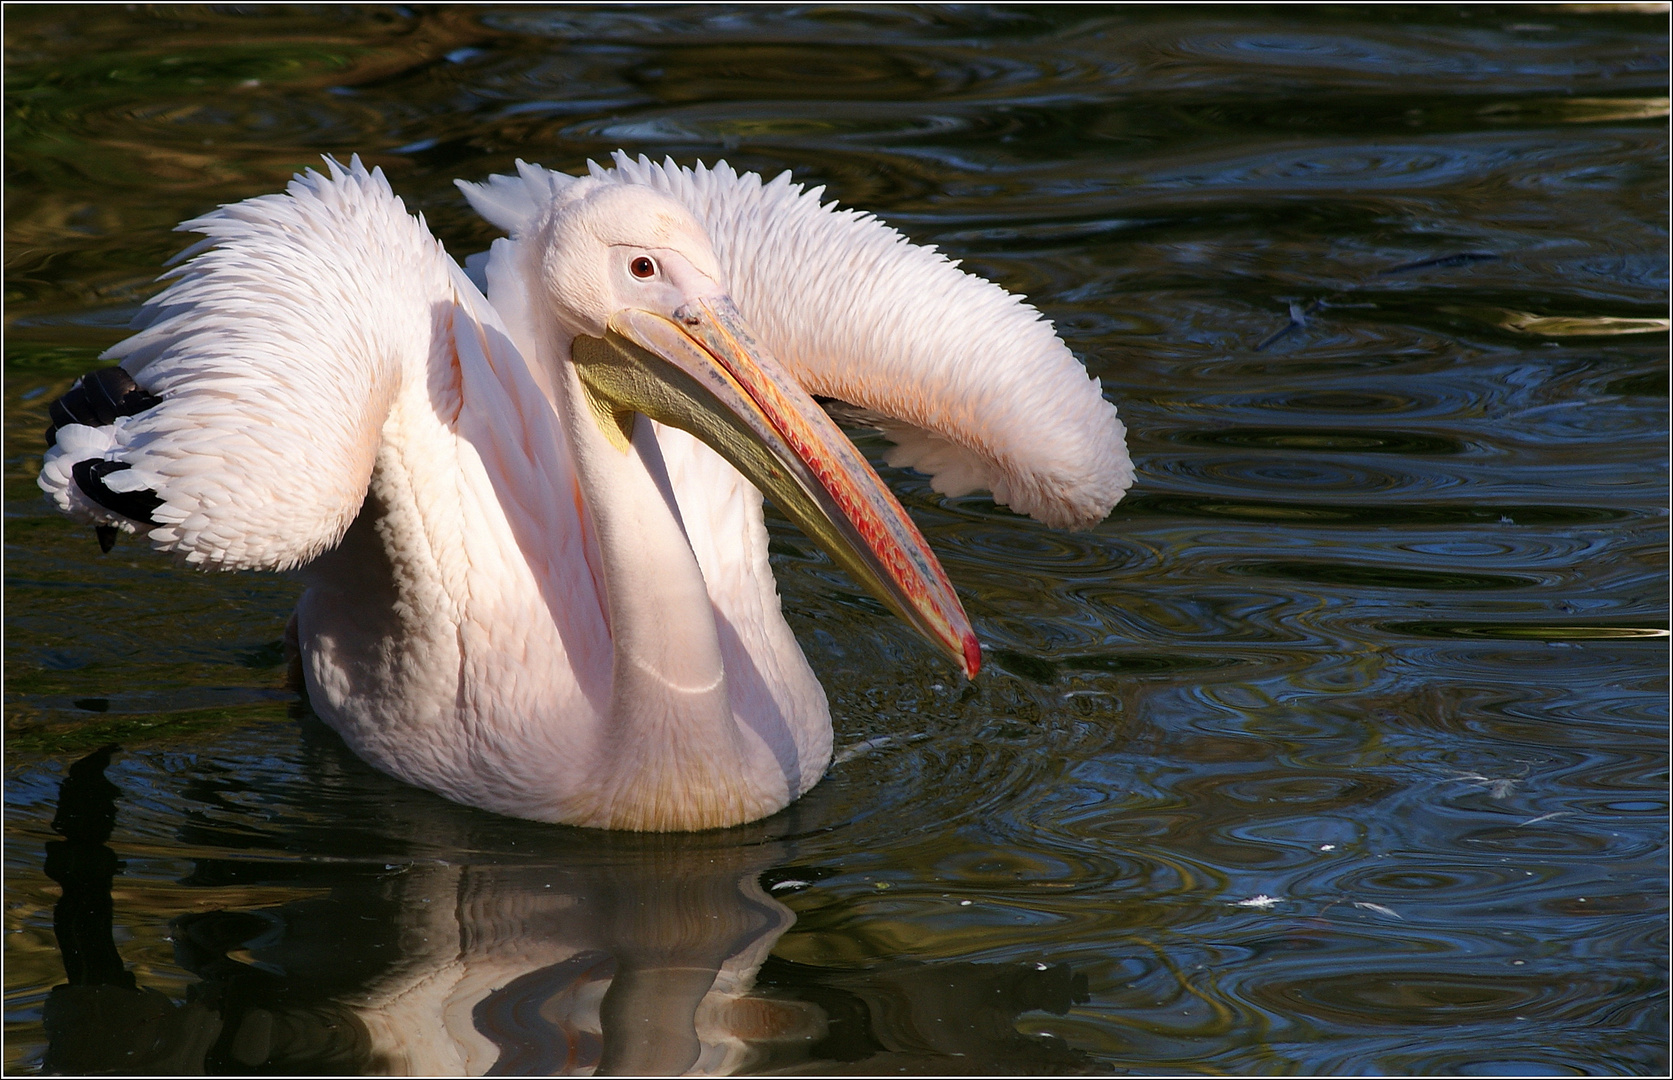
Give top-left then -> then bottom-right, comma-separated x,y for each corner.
545,329 -> 782,830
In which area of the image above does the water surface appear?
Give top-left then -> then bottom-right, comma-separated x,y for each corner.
5,4 -> 1668,1074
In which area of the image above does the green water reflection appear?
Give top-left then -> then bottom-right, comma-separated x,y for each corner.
5,4 -> 1667,1075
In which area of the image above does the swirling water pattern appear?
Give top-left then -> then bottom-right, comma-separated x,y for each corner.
5,5 -> 1666,1074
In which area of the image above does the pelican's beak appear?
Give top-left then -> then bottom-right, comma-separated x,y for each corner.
570,296 -> 981,679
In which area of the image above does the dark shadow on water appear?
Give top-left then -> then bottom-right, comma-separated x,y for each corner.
42,745 -> 224,1074
753,956 -> 1092,1075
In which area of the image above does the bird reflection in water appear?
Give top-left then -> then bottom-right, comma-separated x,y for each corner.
41,741 -> 1093,1075
41,745 -> 221,1073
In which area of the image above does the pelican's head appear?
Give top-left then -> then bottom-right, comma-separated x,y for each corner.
527,181 -> 726,342
520,179 -> 981,679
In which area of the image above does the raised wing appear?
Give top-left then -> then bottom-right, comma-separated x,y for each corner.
460,154 -> 1132,531
40,158 -> 463,571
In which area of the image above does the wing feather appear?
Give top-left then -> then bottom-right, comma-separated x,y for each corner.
39,157 -> 460,570
465,155 -> 1132,530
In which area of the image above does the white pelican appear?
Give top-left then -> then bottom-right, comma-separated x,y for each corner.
39,153 -> 1131,831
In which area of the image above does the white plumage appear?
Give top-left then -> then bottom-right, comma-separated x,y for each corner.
463,154 -> 1131,529
40,154 -> 1131,831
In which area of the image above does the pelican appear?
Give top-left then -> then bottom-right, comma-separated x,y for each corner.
39,153 -> 1131,831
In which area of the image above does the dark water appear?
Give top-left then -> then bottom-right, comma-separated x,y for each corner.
5,4 -> 1668,1074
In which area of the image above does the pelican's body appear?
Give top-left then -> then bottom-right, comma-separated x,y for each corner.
40,154 -> 1130,831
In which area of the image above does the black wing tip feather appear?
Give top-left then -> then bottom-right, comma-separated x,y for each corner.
70,460 -> 164,528
46,367 -> 167,550
45,367 -> 161,449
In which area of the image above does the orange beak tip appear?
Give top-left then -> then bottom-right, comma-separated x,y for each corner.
961,634 -> 982,680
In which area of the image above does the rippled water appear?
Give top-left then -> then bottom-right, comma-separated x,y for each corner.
5,5 -> 1668,1075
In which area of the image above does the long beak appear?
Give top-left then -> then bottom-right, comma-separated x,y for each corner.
570,296 -> 980,679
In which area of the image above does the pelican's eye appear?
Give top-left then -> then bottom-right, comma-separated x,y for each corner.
630,256 -> 657,279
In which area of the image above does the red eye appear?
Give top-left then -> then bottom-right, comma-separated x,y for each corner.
630,256 -> 656,279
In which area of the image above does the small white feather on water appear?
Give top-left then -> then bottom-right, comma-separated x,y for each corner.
1353,902 -> 1402,919
1234,895 -> 1282,910
831,736 -> 895,767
